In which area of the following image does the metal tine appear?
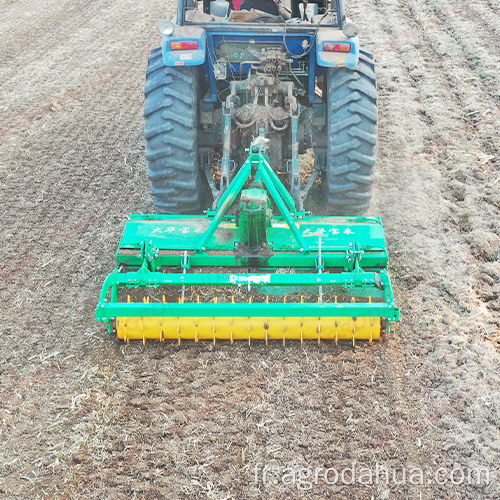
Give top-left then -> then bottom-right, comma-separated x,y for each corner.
300,295 -> 304,327
265,296 -> 269,340
318,236 -> 323,303
195,295 -> 199,328
369,295 -> 373,344
334,295 -> 339,345
352,297 -> 356,347
212,297 -> 217,345
231,296 -> 234,327
246,297 -> 252,345
181,250 -> 188,302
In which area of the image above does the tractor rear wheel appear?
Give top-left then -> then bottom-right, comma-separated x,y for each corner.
325,50 -> 377,215
144,47 -> 203,214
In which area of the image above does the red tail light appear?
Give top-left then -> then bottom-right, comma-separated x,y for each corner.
170,40 -> 199,50
323,42 -> 351,53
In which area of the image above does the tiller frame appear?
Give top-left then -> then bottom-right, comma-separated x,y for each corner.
96,145 -> 399,344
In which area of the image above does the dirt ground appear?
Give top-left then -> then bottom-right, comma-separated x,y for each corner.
1,0 -> 499,498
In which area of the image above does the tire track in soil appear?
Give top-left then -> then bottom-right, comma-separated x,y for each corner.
352,0 -> 500,497
422,1 -> 500,101
0,0 -> 499,498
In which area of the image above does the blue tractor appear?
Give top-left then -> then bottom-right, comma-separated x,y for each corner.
95,0 -> 402,344
146,0 -> 377,215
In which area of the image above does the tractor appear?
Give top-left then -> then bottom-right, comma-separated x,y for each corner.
95,0 -> 399,344
147,0 -> 377,215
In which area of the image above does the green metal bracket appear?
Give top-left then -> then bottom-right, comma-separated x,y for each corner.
140,239 -> 160,272
196,147 -> 310,254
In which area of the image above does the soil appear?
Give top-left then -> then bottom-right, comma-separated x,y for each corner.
0,0 -> 499,499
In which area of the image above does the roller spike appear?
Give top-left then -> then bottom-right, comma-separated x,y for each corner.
249,297 -> 252,304
143,336 -> 147,345
248,335 -> 251,347
230,330 -> 234,344
197,295 -> 200,304
335,295 -> 338,303
127,295 -> 131,303
300,296 -> 304,303
369,297 -> 374,329
284,297 -> 287,304
351,297 -> 356,303
266,295 -> 269,303
178,336 -> 181,347
300,330 -> 303,345
214,297 -> 218,304
232,296 -> 235,304
265,332 -> 269,346
163,295 -> 166,303
195,330 -> 199,343
283,336 -> 286,348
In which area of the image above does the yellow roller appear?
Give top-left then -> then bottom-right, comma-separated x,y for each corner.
116,315 -> 381,344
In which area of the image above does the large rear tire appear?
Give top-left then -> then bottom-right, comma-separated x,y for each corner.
325,50 -> 377,215
144,48 -> 203,213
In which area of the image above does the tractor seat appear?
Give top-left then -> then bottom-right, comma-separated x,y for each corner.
237,0 -> 280,16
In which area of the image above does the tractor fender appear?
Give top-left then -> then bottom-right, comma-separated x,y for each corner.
316,28 -> 359,68
161,26 -> 206,67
